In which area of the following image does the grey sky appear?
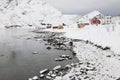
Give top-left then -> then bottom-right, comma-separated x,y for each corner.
46,0 -> 120,15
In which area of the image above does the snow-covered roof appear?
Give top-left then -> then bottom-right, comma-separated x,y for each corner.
79,17 -> 90,23
84,10 -> 102,19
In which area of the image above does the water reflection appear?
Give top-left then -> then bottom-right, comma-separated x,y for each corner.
9,51 -> 17,64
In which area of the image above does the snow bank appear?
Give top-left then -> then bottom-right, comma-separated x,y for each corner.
45,21 -> 120,55
64,24 -> 120,54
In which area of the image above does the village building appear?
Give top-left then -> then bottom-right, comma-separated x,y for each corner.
77,18 -> 90,28
100,16 -> 112,25
90,17 -> 101,25
84,10 -> 104,20
52,25 -> 64,29
78,11 -> 104,27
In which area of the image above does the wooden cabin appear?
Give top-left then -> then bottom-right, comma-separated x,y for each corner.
91,17 -> 101,25
53,26 -> 58,29
47,26 -> 51,29
58,26 -> 64,29
77,23 -> 89,28
5,26 -> 11,29
52,25 -> 64,29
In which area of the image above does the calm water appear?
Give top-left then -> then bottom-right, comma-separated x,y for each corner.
0,28 -> 78,80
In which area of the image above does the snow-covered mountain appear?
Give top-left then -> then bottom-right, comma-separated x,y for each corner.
0,0 -> 81,27
0,0 -> 62,27
58,15 -> 81,26
0,0 -> 19,10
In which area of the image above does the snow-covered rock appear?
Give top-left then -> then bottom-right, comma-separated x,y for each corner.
54,41 -> 120,80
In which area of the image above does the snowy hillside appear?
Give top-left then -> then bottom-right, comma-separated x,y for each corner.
0,0 -> 63,27
0,0 -> 81,28
0,0 -> 22,10
64,24 -> 120,54
61,15 -> 81,24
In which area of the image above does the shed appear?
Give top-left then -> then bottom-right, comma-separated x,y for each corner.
77,23 -> 89,28
52,25 -> 64,29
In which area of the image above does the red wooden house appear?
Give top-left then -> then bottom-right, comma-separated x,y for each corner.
91,17 -> 101,25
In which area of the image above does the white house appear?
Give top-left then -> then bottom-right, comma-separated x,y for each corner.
101,16 -> 112,25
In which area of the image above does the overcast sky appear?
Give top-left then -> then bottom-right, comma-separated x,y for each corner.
46,0 -> 120,15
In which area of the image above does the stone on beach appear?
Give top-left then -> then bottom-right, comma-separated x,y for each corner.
32,52 -> 38,54
28,78 -> 32,80
32,76 -> 38,80
46,46 -> 51,50
40,69 -> 49,74
40,74 -> 45,78
53,65 -> 62,70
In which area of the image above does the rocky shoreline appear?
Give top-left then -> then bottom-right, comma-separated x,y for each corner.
55,40 -> 120,80
28,30 -> 120,80
28,30 -> 79,80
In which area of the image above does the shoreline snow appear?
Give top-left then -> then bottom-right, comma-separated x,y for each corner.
54,33 -> 120,80
54,40 -> 120,80
44,24 -> 120,54
41,24 -> 120,80
64,24 -> 120,54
